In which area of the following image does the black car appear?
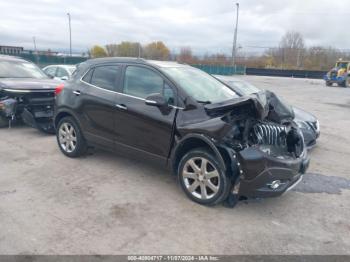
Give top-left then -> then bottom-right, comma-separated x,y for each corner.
54,58 -> 310,206
216,76 -> 320,148
0,55 -> 59,133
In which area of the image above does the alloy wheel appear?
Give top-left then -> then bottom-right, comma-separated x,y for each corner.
58,122 -> 77,153
182,157 -> 220,200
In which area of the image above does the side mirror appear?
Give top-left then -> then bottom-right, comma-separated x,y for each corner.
61,76 -> 69,81
145,93 -> 167,107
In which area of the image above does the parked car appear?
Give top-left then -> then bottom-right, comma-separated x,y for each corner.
0,55 -> 59,133
42,64 -> 76,81
216,76 -> 320,148
54,58 -> 310,206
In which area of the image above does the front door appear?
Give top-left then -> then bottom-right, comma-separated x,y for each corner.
114,65 -> 177,158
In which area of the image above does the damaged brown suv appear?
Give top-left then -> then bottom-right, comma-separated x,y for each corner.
54,58 -> 310,206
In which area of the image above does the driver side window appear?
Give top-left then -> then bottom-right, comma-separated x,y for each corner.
123,66 -> 174,105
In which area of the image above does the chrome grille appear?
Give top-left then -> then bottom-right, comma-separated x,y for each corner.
253,123 -> 287,146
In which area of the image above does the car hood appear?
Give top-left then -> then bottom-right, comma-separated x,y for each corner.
204,90 -> 294,124
204,92 -> 269,119
0,78 -> 60,92
293,107 -> 316,122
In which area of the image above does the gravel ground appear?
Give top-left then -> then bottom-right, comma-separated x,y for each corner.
0,76 -> 350,255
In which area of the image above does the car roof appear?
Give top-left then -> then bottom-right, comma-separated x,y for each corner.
85,57 -> 185,68
214,75 -> 242,82
0,55 -> 30,63
45,64 -> 76,68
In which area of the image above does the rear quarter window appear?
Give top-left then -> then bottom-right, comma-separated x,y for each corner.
82,69 -> 93,83
89,65 -> 120,91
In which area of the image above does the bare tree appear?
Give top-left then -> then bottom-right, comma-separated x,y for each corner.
177,47 -> 198,64
279,31 -> 305,69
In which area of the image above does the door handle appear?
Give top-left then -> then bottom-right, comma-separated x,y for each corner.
115,104 -> 127,110
73,90 -> 81,96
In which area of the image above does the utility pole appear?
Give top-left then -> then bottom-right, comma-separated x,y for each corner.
138,42 -> 141,58
232,3 -> 239,67
67,13 -> 72,56
32,36 -> 39,65
32,36 -> 37,52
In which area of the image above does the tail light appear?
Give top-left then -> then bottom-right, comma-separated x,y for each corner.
55,84 -> 64,96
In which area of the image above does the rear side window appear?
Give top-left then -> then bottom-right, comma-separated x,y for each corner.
44,67 -> 56,76
82,69 -> 93,82
89,65 -> 120,91
57,67 -> 69,78
123,66 -> 164,99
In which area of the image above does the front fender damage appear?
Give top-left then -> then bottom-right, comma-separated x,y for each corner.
174,91 -> 309,207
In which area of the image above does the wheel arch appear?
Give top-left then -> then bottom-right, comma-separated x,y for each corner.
54,108 -> 81,129
170,134 -> 228,176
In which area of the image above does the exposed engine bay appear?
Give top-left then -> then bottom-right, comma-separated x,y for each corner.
203,90 -> 304,160
0,89 -> 55,133
176,88 -> 308,204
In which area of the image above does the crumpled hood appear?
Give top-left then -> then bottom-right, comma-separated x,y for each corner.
204,90 -> 294,124
204,92 -> 269,120
265,90 -> 295,124
0,78 -> 60,92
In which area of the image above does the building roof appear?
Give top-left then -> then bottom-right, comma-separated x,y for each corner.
0,45 -> 24,49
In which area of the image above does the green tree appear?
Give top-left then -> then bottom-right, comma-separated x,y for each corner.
143,41 -> 170,60
106,42 -> 141,57
90,45 -> 107,58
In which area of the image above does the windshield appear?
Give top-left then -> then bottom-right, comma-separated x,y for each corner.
336,62 -> 348,69
66,66 -> 76,74
0,61 -> 48,79
226,80 -> 261,96
162,66 -> 238,103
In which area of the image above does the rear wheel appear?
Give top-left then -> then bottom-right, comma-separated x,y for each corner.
177,148 -> 231,206
56,116 -> 87,157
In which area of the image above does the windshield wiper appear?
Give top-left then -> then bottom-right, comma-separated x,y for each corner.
197,100 -> 212,104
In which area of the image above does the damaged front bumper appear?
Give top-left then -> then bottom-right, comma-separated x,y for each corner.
21,107 -> 55,133
232,147 -> 309,198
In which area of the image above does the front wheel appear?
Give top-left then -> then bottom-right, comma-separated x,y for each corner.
177,148 -> 231,206
326,81 -> 332,87
56,116 -> 87,157
345,77 -> 350,88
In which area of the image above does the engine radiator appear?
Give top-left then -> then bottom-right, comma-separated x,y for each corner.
253,123 -> 287,146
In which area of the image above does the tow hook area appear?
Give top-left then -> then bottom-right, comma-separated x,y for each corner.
21,108 -> 37,129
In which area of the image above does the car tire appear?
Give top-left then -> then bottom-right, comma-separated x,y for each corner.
326,81 -> 332,87
177,148 -> 232,206
345,77 -> 350,88
0,116 -> 8,128
56,116 -> 87,158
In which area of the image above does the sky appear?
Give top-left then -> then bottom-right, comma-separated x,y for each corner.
0,0 -> 349,55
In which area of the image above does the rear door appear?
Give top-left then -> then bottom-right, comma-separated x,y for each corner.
77,64 -> 121,148
114,64 -> 177,158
